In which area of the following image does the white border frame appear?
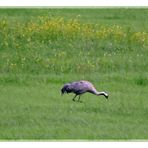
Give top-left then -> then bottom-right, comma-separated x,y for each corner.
0,0 -> 148,7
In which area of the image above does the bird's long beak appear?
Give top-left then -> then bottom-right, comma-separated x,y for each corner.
105,95 -> 109,100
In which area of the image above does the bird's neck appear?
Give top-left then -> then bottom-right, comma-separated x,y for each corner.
95,91 -> 107,97
89,89 -> 108,98
96,91 -> 103,95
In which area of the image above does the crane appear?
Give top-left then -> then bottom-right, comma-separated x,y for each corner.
61,80 -> 109,102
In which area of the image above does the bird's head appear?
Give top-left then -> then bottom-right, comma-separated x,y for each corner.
104,92 -> 109,100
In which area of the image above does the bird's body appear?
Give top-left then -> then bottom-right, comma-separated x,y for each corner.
61,80 -> 108,102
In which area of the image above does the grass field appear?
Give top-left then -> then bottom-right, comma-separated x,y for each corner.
0,8 -> 148,140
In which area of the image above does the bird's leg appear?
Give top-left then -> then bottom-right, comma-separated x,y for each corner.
72,94 -> 77,101
78,95 -> 82,103
78,95 -> 81,102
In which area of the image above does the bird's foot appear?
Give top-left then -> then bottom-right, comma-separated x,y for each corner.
77,100 -> 83,103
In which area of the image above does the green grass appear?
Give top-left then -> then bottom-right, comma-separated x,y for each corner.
0,8 -> 148,140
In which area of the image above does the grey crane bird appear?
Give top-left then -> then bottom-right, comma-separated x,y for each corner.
61,80 -> 109,102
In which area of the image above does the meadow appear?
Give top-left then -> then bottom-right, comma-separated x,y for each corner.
0,8 -> 148,140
